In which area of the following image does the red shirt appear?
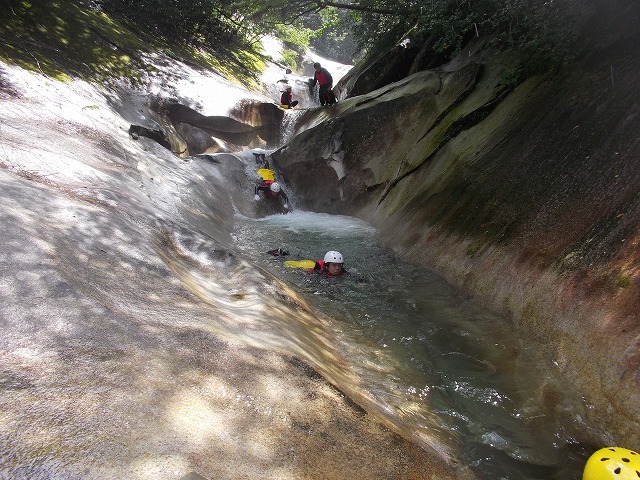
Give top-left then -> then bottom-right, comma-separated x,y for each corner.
314,70 -> 330,86
281,91 -> 292,104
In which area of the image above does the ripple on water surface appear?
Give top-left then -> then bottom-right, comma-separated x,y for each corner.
232,210 -> 591,479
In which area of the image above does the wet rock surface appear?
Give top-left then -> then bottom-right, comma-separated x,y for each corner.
0,62 -> 468,479
273,4 -> 640,449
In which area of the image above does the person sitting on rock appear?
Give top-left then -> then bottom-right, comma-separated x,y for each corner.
280,86 -> 298,109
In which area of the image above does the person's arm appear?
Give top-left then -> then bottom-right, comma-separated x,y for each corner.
255,183 -> 270,198
279,190 -> 289,209
324,69 -> 333,86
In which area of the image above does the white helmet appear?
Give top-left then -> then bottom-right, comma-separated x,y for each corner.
270,182 -> 281,193
324,251 -> 343,264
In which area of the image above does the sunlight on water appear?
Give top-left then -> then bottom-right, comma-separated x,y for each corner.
0,57 -> 593,479
229,210 -> 589,480
280,111 -> 306,145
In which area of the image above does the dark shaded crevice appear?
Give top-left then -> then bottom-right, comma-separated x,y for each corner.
128,125 -> 172,150
376,158 -> 429,207
417,64 -> 485,144
377,82 -> 513,207
441,85 -> 512,144
350,89 -> 398,109
349,70 -> 441,111
0,66 -> 20,97
554,191 -> 640,273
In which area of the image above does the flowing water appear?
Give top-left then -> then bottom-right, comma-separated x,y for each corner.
231,211 -> 591,479
0,59 -> 596,479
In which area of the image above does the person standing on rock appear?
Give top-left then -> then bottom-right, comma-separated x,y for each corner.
310,62 -> 334,106
280,86 -> 298,109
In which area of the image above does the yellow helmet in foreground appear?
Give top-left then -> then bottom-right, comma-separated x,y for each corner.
583,447 -> 640,480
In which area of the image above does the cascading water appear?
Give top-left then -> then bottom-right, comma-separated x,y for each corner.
280,110 -> 305,145
261,65 -> 315,109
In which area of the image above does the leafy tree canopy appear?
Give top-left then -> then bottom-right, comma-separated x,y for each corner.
315,0 -> 591,71
85,0 -> 595,72
2,0 -> 594,83
237,0 -> 592,72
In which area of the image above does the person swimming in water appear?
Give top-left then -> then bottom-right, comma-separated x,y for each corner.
313,250 -> 346,277
278,249 -> 365,283
280,251 -> 347,276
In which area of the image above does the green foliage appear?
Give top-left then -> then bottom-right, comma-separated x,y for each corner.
616,275 -> 631,289
344,0 -> 591,77
0,0 -> 594,88
497,64 -> 523,88
95,0 -> 245,50
349,6 -> 410,57
484,0 -> 589,76
273,24 -> 313,48
271,23 -> 312,64
0,0 -> 153,83
280,48 -> 299,70
0,0 -> 266,86
304,8 -> 358,63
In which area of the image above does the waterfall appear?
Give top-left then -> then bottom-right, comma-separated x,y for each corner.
280,110 -> 304,145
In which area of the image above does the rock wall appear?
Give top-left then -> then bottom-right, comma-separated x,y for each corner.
272,3 -> 640,448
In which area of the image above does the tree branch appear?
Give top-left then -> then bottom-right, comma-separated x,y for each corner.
314,1 -> 412,15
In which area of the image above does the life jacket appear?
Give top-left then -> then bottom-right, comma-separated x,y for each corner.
259,179 -> 278,198
314,69 -> 330,86
257,168 -> 275,181
280,91 -> 291,105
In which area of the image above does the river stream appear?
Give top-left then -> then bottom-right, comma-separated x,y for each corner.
0,56 -> 595,480
232,210 -> 590,480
